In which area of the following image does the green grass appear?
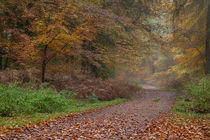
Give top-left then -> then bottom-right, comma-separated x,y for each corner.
0,98 -> 126,129
172,95 -> 210,119
0,84 -> 72,117
0,83 -> 126,129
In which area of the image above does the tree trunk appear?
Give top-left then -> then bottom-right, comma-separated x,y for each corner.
41,45 -> 48,82
0,56 -> 2,70
206,2 -> 210,75
3,57 -> 8,70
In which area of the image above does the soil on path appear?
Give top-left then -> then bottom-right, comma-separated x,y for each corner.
0,88 -> 176,139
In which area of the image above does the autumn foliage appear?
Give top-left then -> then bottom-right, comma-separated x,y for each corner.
0,0 -> 117,82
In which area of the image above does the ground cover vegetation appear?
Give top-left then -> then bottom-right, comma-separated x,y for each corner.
0,82 -> 127,129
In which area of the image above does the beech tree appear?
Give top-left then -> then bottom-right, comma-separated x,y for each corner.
23,0 -> 97,82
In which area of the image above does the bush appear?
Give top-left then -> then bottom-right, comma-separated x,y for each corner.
173,96 -> 191,113
31,94 -> 69,113
0,84 -> 71,117
184,76 -> 210,113
72,79 -> 141,101
87,95 -> 99,103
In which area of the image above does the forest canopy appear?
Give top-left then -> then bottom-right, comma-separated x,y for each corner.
0,0 -> 209,84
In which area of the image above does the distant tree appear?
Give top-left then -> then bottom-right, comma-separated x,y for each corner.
206,1 -> 210,75
0,0 -> 35,69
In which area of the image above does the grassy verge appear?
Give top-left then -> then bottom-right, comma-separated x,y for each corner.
172,95 -> 210,119
0,83 -> 126,130
0,98 -> 126,129
172,76 -> 210,118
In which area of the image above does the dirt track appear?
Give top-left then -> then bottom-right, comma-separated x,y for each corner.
0,89 -> 176,139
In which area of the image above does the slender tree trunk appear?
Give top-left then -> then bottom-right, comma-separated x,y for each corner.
206,2 -> 210,75
0,56 -> 2,70
151,64 -> 155,74
42,45 -> 48,82
3,57 -> 8,70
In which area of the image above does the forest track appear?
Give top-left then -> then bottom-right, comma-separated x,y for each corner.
0,88 -> 176,139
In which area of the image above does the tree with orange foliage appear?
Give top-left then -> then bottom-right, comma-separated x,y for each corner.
1,0 -> 98,82
24,0 -> 98,82
0,0 -> 35,70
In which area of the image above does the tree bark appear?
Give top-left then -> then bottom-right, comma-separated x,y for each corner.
3,57 -> 8,70
41,45 -> 48,82
206,2 -> 210,75
0,56 -> 2,70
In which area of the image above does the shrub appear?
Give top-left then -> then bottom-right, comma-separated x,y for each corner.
184,76 -> 210,113
71,79 -> 141,101
87,95 -> 99,103
31,94 -> 69,113
0,84 -> 71,117
0,69 -> 40,84
173,96 -> 191,113
59,90 -> 76,99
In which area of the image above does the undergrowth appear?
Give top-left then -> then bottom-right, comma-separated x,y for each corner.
0,83 -> 126,129
0,83 -> 70,117
0,98 -> 126,129
172,76 -> 210,118
0,83 -> 127,117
